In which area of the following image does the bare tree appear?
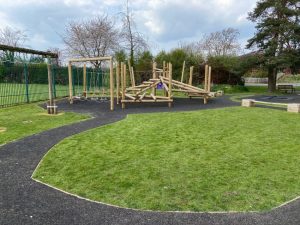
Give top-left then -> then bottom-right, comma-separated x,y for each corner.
47,47 -> 64,66
0,26 -> 27,47
199,28 -> 241,56
62,15 -> 120,68
121,0 -> 148,68
0,26 -> 27,61
178,41 -> 203,56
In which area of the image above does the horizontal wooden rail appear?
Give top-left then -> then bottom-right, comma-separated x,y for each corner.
0,44 -> 58,58
69,56 -> 112,63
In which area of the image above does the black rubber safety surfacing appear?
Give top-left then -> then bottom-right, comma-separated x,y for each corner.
1,96 -> 300,225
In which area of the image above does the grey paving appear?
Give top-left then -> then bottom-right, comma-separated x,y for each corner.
249,94 -> 300,104
1,97 -> 299,225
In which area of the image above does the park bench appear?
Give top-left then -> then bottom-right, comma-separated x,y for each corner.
277,84 -> 295,94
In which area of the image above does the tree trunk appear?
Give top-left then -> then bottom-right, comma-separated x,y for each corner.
130,48 -> 134,69
268,67 -> 277,92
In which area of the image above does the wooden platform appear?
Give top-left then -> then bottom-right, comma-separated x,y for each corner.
120,76 -> 217,106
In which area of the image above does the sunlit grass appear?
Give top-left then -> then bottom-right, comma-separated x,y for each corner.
34,107 -> 300,212
0,103 -> 90,145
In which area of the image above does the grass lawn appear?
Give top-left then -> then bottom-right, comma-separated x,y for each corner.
33,107 -> 300,212
0,103 -> 90,145
0,83 -> 69,107
279,74 -> 300,83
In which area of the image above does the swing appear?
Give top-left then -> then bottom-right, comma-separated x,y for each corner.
86,67 -> 109,102
67,56 -> 115,111
89,69 -> 98,100
86,68 -> 102,101
73,67 -> 85,101
99,69 -> 108,102
76,67 -> 83,97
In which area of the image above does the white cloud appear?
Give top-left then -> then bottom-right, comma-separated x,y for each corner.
31,34 -> 48,45
103,0 -> 119,6
0,0 -> 47,7
0,12 -> 11,29
63,0 -> 94,7
0,0 -> 258,53
0,11 -> 24,30
211,0 -> 233,9
237,13 -> 248,23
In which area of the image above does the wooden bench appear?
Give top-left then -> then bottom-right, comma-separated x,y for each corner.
277,84 -> 295,94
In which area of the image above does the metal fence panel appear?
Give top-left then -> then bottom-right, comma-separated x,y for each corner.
0,62 -> 69,108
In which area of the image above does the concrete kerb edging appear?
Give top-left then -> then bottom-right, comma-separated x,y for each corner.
31,175 -> 300,215
241,99 -> 300,113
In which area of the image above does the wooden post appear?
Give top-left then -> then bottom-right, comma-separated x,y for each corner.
152,62 -> 157,95
116,62 -> 120,104
47,61 -> 57,114
83,63 -> 87,97
122,63 -> 126,109
110,57 -> 114,111
162,61 -> 166,95
168,63 -> 172,108
166,62 -> 169,78
189,66 -> 194,86
204,64 -> 209,92
124,64 -> 127,91
204,96 -> 208,104
68,61 -> 73,104
180,61 -> 186,83
163,61 -> 166,78
208,66 -> 212,93
47,63 -> 53,113
121,62 -> 124,108
203,64 -> 209,104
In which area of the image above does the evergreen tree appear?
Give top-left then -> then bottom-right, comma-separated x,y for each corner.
114,50 -> 127,63
247,0 -> 300,92
155,48 -> 204,81
155,50 -> 170,68
135,51 -> 153,72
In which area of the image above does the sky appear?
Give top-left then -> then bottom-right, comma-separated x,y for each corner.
0,0 -> 258,55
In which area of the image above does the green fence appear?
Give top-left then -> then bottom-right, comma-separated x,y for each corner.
0,61 -> 111,108
0,62 -> 69,108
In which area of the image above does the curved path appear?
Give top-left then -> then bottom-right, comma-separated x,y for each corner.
1,97 -> 300,225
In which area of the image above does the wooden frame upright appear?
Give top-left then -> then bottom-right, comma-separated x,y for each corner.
68,56 -> 114,111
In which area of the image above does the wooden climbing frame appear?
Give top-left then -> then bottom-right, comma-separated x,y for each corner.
116,61 -> 217,109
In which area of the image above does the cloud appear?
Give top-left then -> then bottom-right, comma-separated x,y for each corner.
0,0 -> 258,53
0,11 -> 24,30
31,34 -> 48,45
131,0 -> 257,50
237,14 -> 248,23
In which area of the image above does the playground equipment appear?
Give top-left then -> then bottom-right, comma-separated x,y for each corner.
116,61 -> 218,109
67,57 -> 220,111
242,99 -> 300,113
67,57 -> 114,111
